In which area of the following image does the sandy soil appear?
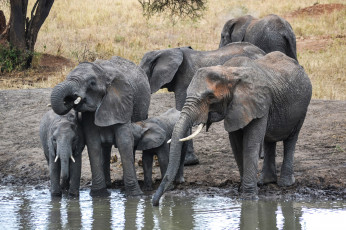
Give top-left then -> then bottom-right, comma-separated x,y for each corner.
0,89 -> 345,200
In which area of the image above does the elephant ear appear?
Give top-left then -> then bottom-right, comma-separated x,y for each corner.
228,15 -> 254,42
95,68 -> 134,127
140,48 -> 183,93
224,67 -> 271,132
136,123 -> 166,151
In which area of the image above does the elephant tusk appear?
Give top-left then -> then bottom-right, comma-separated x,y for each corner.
167,139 -> 171,144
54,155 -> 59,162
70,155 -> 75,163
179,124 -> 204,142
74,97 -> 82,105
47,104 -> 51,107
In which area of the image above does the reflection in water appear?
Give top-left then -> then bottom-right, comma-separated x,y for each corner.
0,186 -> 345,229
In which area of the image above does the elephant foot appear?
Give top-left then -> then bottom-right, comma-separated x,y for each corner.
125,189 -> 144,197
50,191 -> 62,197
142,183 -> 153,191
258,173 -> 278,186
68,189 -> 80,197
278,174 -> 295,187
175,176 -> 185,184
106,181 -> 112,189
241,192 -> 259,200
184,152 -> 199,166
90,187 -> 110,197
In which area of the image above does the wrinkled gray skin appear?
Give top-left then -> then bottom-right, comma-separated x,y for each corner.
219,14 -> 297,61
140,42 -> 266,165
131,108 -> 187,191
40,110 -> 85,196
50,56 -> 151,197
153,52 -> 312,206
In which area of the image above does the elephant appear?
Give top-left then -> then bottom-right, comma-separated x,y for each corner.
131,108 -> 187,191
39,110 -> 85,196
152,51 -> 312,205
50,56 -> 151,197
219,14 -> 297,61
140,42 -> 266,165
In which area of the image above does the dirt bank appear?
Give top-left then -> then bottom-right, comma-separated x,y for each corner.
0,89 -> 345,200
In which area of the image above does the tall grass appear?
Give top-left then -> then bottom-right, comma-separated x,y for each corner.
1,0 -> 345,99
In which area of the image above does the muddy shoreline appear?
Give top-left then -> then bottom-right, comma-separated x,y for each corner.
0,89 -> 345,200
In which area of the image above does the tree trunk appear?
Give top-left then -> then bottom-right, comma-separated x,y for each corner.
9,0 -> 28,50
0,10 -> 6,35
26,0 -> 54,52
1,0 -> 54,68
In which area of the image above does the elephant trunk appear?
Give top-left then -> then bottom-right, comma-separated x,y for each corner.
51,81 -> 77,115
152,113 -> 194,206
57,144 -> 72,189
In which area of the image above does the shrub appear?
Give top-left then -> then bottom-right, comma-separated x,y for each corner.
0,44 -> 32,72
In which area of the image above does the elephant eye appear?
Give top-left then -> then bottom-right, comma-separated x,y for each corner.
90,81 -> 96,87
207,93 -> 217,103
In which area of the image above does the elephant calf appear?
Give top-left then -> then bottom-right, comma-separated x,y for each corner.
131,108 -> 187,191
40,110 -> 85,196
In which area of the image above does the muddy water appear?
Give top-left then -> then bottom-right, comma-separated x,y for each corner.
0,186 -> 345,230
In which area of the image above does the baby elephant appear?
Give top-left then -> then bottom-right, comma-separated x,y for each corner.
131,108 -> 187,191
40,110 -> 85,196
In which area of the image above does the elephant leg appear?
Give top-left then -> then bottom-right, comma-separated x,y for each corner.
175,141 -> 187,184
228,130 -> 244,180
49,154 -> 62,196
279,118 -> 305,187
83,113 -> 109,197
157,144 -> 169,178
258,141 -> 277,185
69,153 -> 82,196
241,116 -> 268,197
184,138 -> 199,166
102,145 -> 112,188
142,150 -> 154,191
114,123 -> 143,196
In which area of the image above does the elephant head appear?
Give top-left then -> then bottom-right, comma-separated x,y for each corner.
152,62 -> 271,205
219,15 -> 254,48
132,108 -> 181,150
132,122 -> 167,151
50,61 -> 134,127
140,48 -> 192,93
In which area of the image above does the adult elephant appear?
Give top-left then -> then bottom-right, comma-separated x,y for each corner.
140,42 -> 266,165
152,52 -> 312,206
50,56 -> 151,196
219,14 -> 297,61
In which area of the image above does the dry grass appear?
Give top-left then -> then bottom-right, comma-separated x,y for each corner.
0,0 -> 345,99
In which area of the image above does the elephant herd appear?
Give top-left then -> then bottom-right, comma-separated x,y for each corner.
39,14 -> 312,206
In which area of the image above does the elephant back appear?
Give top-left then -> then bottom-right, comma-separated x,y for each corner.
109,56 -> 151,122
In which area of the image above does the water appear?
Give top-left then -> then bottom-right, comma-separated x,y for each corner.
0,186 -> 345,230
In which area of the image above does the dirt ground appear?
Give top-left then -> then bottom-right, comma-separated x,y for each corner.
0,89 -> 345,200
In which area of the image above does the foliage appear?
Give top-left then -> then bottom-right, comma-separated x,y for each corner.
0,44 -> 32,72
138,0 -> 207,21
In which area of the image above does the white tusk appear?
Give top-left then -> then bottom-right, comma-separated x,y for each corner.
74,97 -> 82,105
70,155 -> 75,163
47,104 -> 51,107
167,139 -> 171,144
54,155 -> 59,162
179,124 -> 204,142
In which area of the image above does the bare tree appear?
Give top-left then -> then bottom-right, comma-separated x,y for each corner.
0,0 -> 54,68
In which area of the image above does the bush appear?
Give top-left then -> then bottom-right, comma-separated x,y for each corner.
0,44 -> 33,72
